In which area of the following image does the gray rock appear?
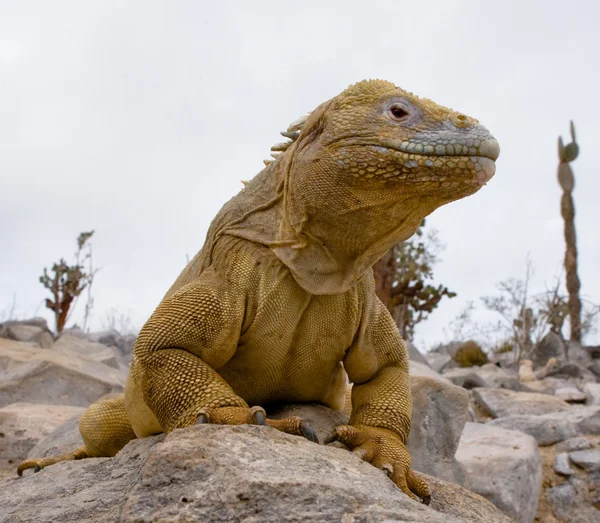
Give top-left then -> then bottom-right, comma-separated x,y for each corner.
584,383 -> 600,405
53,333 -> 121,369
554,386 -> 587,403
554,452 -> 574,476
0,403 -> 84,463
407,341 -> 431,367
566,341 -> 593,366
444,364 -> 530,392
426,351 -> 453,373
89,330 -> 137,363
410,361 -> 452,384
408,375 -> 469,482
455,422 -> 542,523
0,321 -> 53,349
472,388 -> 570,418
555,436 -> 593,452
488,406 -> 600,445
532,331 -> 566,368
0,425 -> 511,523
568,450 -> 600,471
0,339 -> 125,408
546,483 -> 575,521
547,361 -> 597,382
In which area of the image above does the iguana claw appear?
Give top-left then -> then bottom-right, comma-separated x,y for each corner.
324,424 -> 431,505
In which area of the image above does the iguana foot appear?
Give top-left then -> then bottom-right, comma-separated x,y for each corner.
324,424 -> 431,504
17,446 -> 88,477
196,406 -> 318,443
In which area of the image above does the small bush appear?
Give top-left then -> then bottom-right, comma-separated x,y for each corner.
453,340 -> 489,368
494,341 -> 514,354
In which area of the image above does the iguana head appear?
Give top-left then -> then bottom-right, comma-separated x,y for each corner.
222,80 -> 499,295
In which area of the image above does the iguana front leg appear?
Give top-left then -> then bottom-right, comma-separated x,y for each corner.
327,294 -> 431,504
130,277 -> 316,441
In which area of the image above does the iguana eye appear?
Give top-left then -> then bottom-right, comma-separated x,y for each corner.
389,104 -> 409,120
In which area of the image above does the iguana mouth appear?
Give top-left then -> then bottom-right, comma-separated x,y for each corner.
378,137 -> 499,185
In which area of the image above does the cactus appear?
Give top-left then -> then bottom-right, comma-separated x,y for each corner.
557,122 -> 582,343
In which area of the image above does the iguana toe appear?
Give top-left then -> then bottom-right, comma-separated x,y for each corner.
324,424 -> 431,505
266,416 -> 319,444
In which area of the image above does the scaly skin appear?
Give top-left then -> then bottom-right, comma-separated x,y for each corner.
18,80 -> 499,504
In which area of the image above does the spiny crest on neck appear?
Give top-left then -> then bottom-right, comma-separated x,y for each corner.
262,79 -> 419,167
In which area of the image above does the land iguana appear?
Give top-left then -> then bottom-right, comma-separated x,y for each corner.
18,79 -> 499,504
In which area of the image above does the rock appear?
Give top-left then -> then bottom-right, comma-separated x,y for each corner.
455,422 -> 542,523
0,403 -> 85,463
408,375 -> 468,482
554,386 -> 587,403
0,319 -> 53,349
444,364 -> 530,392
546,361 -> 597,382
89,330 -> 137,363
554,452 -> 574,476
26,412 -> 85,461
546,483 -> 576,521
584,383 -> 600,405
488,406 -> 600,445
472,388 -> 570,418
586,345 -> 600,359
407,341 -> 431,367
518,359 -> 535,382
568,450 -> 600,471
566,341 -> 593,366
532,331 -> 566,368
53,333 -> 120,369
0,424 -> 511,523
555,436 -> 593,452
425,351 -> 453,373
410,361 -> 452,384
0,339 -> 125,408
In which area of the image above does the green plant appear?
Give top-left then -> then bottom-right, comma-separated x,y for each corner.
453,340 -> 489,367
493,341 -> 514,354
373,221 -> 456,340
40,231 -> 96,333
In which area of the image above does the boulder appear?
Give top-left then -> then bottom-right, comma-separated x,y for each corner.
554,386 -> 587,403
531,331 -> 566,368
0,403 -> 85,463
584,383 -> 600,405
555,436 -> 593,453
454,422 -> 542,523
545,483 -> 576,521
0,319 -> 53,349
425,351 -> 453,373
410,361 -> 452,384
0,424 -> 510,522
407,375 -> 468,482
443,364 -> 530,391
566,341 -> 593,366
568,449 -> 600,471
53,333 -> 120,369
89,330 -> 137,363
488,406 -> 600,445
472,388 -> 570,418
0,339 -> 126,408
553,452 -> 574,476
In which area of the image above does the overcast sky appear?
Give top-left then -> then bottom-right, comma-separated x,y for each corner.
2,1 -> 599,350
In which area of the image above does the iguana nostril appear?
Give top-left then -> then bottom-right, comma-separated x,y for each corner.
478,138 -> 500,161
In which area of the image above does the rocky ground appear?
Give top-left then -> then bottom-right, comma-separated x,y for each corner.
0,319 -> 598,522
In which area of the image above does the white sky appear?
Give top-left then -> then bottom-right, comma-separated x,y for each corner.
1,1 -> 599,350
